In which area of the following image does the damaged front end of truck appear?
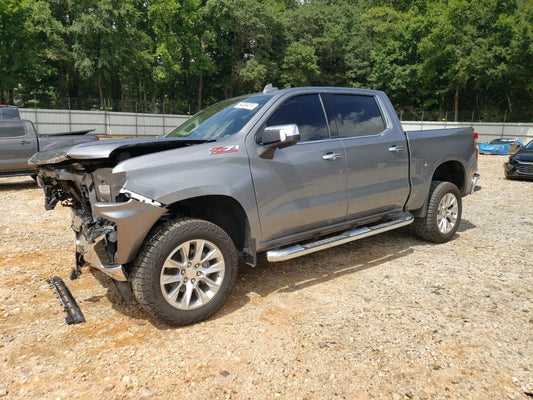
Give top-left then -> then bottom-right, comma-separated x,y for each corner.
29,139 -> 200,292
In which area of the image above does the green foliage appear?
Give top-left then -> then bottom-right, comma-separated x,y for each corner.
285,1 -> 357,86
68,0 -> 153,108
417,0 -> 532,119
0,0 -> 531,120
0,0 -> 64,103
356,6 -> 425,107
280,42 -> 320,87
204,0 -> 287,96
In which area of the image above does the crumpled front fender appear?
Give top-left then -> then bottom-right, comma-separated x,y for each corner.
93,198 -> 167,265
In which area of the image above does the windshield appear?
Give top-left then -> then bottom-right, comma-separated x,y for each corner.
524,140 -> 533,150
165,94 -> 271,140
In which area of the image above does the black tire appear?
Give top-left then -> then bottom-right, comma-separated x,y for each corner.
412,181 -> 462,243
130,218 -> 238,326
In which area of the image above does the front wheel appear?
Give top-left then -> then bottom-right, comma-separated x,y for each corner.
412,181 -> 462,243
130,218 -> 238,326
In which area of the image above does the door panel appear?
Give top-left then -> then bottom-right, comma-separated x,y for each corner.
0,121 -> 37,171
343,133 -> 409,219
249,94 -> 348,243
250,140 -> 347,242
327,94 -> 410,219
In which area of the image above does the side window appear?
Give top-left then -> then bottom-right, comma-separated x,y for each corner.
267,94 -> 329,142
0,122 -> 26,138
331,94 -> 386,137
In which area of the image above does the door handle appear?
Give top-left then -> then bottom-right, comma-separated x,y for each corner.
322,152 -> 341,161
20,140 -> 31,145
388,145 -> 404,153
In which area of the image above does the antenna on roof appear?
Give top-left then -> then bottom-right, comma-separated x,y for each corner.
262,84 -> 278,94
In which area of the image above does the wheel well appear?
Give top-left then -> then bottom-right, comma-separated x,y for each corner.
411,161 -> 466,218
432,161 -> 465,193
165,195 -> 249,251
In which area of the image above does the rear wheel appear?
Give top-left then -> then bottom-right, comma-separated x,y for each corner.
131,218 -> 238,326
412,181 -> 462,243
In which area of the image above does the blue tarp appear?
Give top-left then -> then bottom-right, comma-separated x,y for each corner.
479,143 -> 510,155
479,140 -> 524,155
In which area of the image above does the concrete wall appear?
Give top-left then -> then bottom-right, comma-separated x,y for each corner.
20,108 -> 189,137
19,108 -> 533,143
401,121 -> 533,143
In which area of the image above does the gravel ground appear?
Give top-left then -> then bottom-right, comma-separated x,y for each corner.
0,154 -> 531,400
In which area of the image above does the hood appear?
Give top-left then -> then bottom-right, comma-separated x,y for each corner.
29,137 -> 210,166
511,148 -> 533,162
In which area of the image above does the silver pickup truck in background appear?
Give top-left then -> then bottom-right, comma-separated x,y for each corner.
31,86 -> 479,326
0,119 -> 98,177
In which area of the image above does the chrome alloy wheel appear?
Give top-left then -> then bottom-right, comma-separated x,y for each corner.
437,193 -> 458,234
160,239 -> 225,310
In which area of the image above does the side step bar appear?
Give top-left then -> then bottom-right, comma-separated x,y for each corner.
267,214 -> 414,262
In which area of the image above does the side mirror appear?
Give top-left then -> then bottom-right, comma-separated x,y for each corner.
259,124 -> 300,159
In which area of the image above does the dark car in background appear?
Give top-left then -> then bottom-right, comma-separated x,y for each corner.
504,140 -> 533,180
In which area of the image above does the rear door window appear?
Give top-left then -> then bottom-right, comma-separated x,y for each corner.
0,121 -> 26,138
329,94 -> 386,137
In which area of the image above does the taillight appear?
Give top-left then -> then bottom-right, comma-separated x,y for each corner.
473,132 -> 479,161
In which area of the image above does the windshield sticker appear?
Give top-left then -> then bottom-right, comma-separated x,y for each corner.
234,102 -> 259,110
210,145 -> 240,155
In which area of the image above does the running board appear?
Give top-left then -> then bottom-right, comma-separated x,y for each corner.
267,214 -> 414,262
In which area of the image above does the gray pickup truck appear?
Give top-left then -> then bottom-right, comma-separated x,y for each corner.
31,86 -> 479,326
0,119 -> 98,177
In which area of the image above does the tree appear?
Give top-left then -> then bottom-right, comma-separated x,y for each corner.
0,0 -> 530,120
69,0 -> 152,109
0,0 -> 64,104
417,0 -> 531,121
149,0 -> 212,112
280,42 -> 320,87
353,6 -> 426,109
204,0 -> 287,97
285,1 -> 357,86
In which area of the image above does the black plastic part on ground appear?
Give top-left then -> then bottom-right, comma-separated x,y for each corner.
47,276 -> 85,325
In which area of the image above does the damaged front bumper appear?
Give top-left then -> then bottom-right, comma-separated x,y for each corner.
36,162 -> 168,283
75,198 -> 166,281
504,160 -> 533,180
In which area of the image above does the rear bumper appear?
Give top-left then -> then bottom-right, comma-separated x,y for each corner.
470,173 -> 480,195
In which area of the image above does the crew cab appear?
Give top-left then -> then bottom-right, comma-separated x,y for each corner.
30,86 -> 479,326
0,119 -> 97,177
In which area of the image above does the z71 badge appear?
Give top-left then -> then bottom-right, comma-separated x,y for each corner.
210,145 -> 240,155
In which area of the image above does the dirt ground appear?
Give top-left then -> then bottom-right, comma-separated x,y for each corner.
0,154 -> 531,400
